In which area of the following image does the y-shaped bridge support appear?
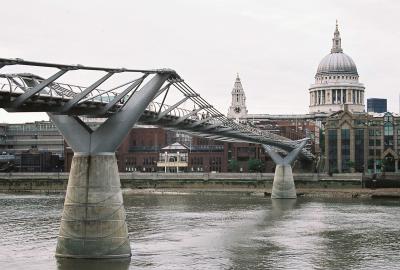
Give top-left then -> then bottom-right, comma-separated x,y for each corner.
263,139 -> 308,199
51,74 -> 168,258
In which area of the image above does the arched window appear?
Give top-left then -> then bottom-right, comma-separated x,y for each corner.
384,123 -> 393,136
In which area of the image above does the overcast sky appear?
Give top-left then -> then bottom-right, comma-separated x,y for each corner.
1,0 -> 400,123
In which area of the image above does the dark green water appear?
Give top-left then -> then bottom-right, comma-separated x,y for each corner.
0,192 -> 399,270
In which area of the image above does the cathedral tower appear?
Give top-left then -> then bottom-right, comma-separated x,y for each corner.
227,73 -> 248,120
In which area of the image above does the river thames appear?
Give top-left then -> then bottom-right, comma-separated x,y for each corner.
0,192 -> 399,270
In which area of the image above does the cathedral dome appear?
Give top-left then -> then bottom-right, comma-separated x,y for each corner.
309,21 -> 365,114
315,21 -> 358,76
316,52 -> 358,75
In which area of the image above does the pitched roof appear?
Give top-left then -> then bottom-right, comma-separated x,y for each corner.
161,142 -> 188,151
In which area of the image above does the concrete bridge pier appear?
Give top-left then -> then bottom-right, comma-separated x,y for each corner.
263,139 -> 309,199
56,153 -> 131,258
271,164 -> 297,199
50,74 -> 169,258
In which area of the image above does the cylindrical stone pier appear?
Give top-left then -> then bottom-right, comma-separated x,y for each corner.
55,153 -> 131,258
271,164 -> 297,199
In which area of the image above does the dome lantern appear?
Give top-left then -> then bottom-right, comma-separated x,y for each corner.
331,20 -> 343,53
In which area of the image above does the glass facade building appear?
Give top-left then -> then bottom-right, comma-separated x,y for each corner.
367,98 -> 387,113
325,108 -> 400,173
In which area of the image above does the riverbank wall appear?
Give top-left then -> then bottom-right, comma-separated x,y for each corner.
0,172 -> 363,193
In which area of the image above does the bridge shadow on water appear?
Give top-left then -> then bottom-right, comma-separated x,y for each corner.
55,198 -> 301,270
56,258 -> 131,270
225,198 -> 301,269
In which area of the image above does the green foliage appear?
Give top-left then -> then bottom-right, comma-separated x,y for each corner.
347,160 -> 355,168
247,158 -> 265,173
228,159 -> 239,172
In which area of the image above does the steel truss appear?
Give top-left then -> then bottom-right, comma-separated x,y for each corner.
0,58 -> 313,160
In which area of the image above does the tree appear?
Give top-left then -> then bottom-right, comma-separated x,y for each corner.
345,160 -> 355,173
247,158 -> 265,173
228,159 -> 239,172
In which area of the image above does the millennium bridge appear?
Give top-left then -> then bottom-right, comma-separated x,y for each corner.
0,58 -> 313,258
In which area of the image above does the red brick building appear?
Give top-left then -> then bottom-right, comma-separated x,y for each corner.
65,126 -> 274,173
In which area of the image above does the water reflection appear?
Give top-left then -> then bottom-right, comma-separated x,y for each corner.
2,193 -> 400,270
56,258 -> 131,270
226,199 -> 299,269
271,199 -> 297,214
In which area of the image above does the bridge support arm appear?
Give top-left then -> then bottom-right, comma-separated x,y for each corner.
47,115 -> 92,153
92,74 -> 168,153
50,74 -> 169,154
263,139 -> 308,199
96,76 -> 147,114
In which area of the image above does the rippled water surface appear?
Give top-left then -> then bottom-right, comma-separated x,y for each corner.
1,192 -> 400,270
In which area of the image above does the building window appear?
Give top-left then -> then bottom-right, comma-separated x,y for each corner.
341,129 -> 350,172
355,129 -> 364,172
354,119 -> 364,126
368,129 -> 375,136
369,139 -> 374,146
384,114 -> 393,123
384,113 -> 394,150
328,129 -> 338,172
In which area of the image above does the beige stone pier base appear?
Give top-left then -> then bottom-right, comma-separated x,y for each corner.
55,153 -> 131,258
263,139 -> 308,199
271,164 -> 297,199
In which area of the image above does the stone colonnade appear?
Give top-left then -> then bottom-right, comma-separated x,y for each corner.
310,89 -> 364,106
